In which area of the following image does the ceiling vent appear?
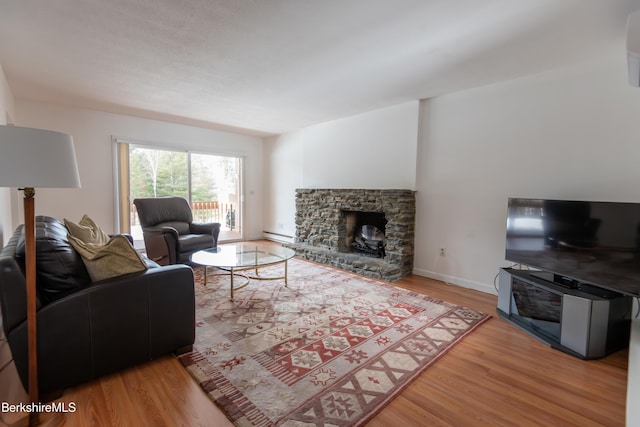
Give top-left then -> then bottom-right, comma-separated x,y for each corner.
628,10 -> 640,87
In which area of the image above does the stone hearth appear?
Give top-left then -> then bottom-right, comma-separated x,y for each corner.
290,189 -> 415,281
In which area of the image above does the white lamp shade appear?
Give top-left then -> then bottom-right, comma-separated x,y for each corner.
0,125 -> 81,188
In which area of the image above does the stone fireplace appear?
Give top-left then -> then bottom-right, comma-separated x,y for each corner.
291,189 -> 415,281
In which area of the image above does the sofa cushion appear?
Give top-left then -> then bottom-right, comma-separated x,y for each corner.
15,216 -> 92,303
66,216 -> 149,282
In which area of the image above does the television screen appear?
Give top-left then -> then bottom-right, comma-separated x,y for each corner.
505,198 -> 640,297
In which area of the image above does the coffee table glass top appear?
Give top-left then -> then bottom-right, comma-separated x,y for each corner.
190,242 -> 296,269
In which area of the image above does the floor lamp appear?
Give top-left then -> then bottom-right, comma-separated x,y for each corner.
0,125 -> 80,425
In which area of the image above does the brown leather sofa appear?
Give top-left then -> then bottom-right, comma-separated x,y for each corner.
0,216 -> 195,398
133,197 -> 221,265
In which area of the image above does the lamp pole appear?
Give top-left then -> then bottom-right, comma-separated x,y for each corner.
21,187 -> 39,426
0,125 -> 81,426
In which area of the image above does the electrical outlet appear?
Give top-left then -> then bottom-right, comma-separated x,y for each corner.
440,248 -> 446,256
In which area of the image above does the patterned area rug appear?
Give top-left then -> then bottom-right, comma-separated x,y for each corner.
178,258 -> 490,426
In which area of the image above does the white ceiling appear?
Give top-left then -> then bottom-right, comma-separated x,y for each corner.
1,0 -> 639,136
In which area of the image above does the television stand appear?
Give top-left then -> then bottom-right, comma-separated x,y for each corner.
529,271 -> 625,298
497,268 -> 632,359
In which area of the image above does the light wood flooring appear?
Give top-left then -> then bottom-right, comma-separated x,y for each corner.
3,261 -> 628,426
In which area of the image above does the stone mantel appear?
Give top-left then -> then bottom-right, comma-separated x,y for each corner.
290,188 -> 415,281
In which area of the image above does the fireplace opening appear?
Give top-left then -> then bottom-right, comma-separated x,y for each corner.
341,210 -> 387,258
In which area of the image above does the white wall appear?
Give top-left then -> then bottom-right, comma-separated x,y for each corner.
0,63 -> 29,424
263,130 -> 304,240
0,64 -> 16,245
0,65 -> 15,122
415,54 -> 640,293
414,53 -> 640,426
263,101 -> 420,238
630,302 -> 640,424
301,101 -> 419,189
15,101 -> 264,238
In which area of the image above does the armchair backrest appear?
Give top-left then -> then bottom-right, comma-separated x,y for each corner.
134,197 -> 193,228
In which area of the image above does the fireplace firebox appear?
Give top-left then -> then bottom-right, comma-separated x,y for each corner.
341,210 -> 387,258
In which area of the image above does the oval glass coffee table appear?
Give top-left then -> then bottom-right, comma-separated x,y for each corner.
190,242 -> 296,300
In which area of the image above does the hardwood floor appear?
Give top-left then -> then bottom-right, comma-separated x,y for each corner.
4,267 -> 628,426
366,275 -> 627,427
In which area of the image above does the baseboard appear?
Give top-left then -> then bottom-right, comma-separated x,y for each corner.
262,231 -> 295,244
413,268 -> 497,295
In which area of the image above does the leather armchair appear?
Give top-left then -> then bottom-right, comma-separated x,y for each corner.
133,197 -> 221,265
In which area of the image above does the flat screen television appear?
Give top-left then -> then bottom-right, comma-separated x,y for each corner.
505,198 -> 640,297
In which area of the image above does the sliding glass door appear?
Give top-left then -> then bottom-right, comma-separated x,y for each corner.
118,142 -> 243,245
189,152 -> 241,236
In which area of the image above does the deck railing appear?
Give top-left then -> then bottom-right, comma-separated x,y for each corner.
131,201 -> 236,230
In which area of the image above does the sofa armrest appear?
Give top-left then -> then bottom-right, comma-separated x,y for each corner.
7,264 -> 195,395
88,265 -> 195,372
142,227 -> 180,264
190,222 -> 221,246
0,255 -> 28,334
145,225 -> 179,239
189,222 -> 219,234
109,233 -> 134,245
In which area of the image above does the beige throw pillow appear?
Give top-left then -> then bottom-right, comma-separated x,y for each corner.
64,214 -> 110,245
65,215 -> 148,282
